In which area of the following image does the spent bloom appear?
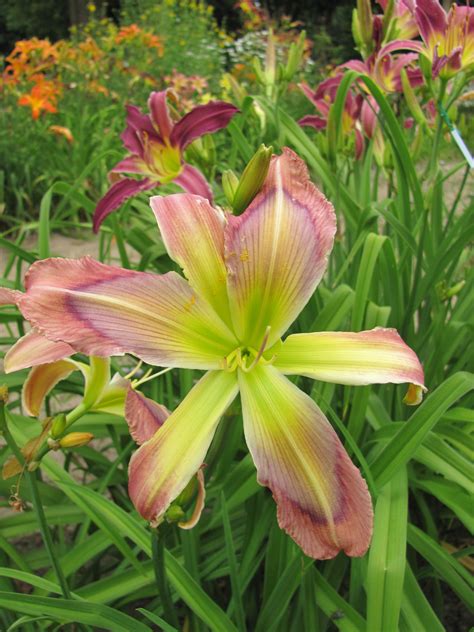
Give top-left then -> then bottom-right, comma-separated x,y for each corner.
5,149 -> 425,559
93,90 -> 239,232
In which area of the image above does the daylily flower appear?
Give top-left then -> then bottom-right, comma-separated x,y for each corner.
381,1 -> 474,79
93,90 -> 239,232
299,77 -> 365,159
377,0 -> 418,41
6,149 -> 426,559
340,47 -> 423,93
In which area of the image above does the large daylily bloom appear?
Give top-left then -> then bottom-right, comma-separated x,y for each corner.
93,90 -> 239,232
11,149 -> 425,559
381,1 -> 474,79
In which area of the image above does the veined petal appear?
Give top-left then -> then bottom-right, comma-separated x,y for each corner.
224,148 -> 336,349
416,0 -> 447,50
148,91 -> 173,141
171,101 -> 239,150
4,330 -> 75,373
151,193 -> 231,324
125,386 -> 170,445
19,257 -> 238,370
239,364 -> 373,559
23,358 -> 85,417
128,370 -> 238,524
174,163 -> 213,202
93,178 -> 156,233
273,328 -> 425,388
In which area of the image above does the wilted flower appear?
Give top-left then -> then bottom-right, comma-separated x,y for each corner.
49,125 -> 74,143
93,90 -> 239,231
6,149 -> 425,559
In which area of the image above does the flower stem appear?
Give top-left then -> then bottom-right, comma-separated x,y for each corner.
152,526 -> 179,627
0,398 -> 71,599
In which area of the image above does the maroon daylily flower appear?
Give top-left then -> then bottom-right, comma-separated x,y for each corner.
93,90 -> 239,232
299,77 -> 365,159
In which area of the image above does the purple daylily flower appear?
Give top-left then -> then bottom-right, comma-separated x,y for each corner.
93,90 -> 239,232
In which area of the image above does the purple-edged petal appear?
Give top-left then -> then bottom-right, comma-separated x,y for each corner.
170,101 -> 239,150
378,40 -> 424,57
174,163 -> 213,202
4,330 -> 75,373
239,364 -> 373,559
128,370 -> 238,524
93,178 -> 156,233
224,148 -> 336,350
150,193 -> 230,324
298,115 -> 327,130
19,257 -> 238,370
125,386 -> 170,445
148,91 -> 173,141
273,328 -> 425,391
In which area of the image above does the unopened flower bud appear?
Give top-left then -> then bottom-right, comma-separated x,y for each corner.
232,144 -> 273,215
222,169 -> 239,206
356,0 -> 374,55
165,503 -> 186,523
401,69 -> 428,130
50,413 -> 67,439
284,31 -> 306,80
59,432 -> 94,449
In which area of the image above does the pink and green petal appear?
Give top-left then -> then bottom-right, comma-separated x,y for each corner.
128,370 -> 238,524
4,330 -> 75,373
125,386 -> 170,445
19,257 -> 238,370
174,163 -> 213,202
148,91 -> 174,141
238,364 -> 373,559
170,101 -> 239,150
93,177 -> 156,233
224,148 -> 336,349
22,358 -> 85,417
151,193 -> 230,323
273,328 -> 425,389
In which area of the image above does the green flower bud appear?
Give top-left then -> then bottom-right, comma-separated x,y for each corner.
232,144 -> 273,215
165,503 -> 186,523
401,68 -> 428,129
50,413 -> 67,439
222,169 -> 239,206
284,31 -> 306,80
